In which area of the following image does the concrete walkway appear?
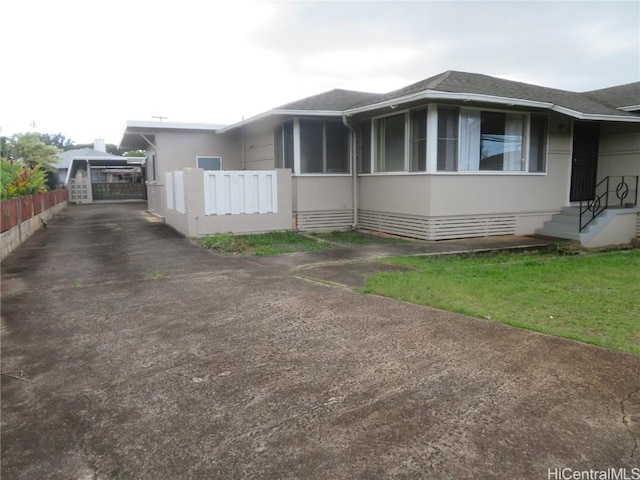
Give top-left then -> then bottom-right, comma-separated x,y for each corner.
1,203 -> 638,480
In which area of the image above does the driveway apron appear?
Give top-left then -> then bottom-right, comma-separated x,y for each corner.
2,203 -> 638,479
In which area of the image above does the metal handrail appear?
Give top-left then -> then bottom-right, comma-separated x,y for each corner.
579,176 -> 639,231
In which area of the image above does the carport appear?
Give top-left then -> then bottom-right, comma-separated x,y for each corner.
66,155 -> 146,203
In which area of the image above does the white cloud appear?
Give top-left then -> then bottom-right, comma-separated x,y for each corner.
0,0 -> 637,145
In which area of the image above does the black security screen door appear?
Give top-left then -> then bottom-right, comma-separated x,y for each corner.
570,121 -> 600,202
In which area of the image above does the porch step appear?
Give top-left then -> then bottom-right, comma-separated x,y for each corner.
535,207 -> 595,242
536,207 -> 640,246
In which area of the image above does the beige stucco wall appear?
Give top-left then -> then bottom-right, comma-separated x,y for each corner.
146,130 -> 241,219
358,175 -> 431,216
597,122 -> 640,179
242,129 -> 275,170
164,168 -> 293,237
155,131 -> 241,176
358,133 -> 571,218
292,176 -> 353,212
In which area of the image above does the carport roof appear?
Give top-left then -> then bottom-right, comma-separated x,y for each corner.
53,148 -> 131,169
119,120 -> 226,150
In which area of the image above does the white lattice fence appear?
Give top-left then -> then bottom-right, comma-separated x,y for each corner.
204,171 -> 277,216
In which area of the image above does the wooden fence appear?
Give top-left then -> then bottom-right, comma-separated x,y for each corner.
1,190 -> 68,233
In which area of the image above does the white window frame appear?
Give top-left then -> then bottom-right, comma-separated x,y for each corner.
358,104 -> 548,176
372,110 -> 410,173
434,105 -> 549,175
290,118 -> 352,176
196,156 -> 222,171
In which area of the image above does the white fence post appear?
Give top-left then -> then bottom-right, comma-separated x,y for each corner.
174,171 -> 185,214
165,172 -> 174,210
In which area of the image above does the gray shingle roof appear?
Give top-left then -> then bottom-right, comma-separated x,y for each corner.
53,148 -> 128,169
583,82 -> 640,110
350,71 -> 635,117
275,88 -> 380,111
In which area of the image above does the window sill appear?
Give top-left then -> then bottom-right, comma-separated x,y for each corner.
293,173 -> 352,177
357,171 -> 548,177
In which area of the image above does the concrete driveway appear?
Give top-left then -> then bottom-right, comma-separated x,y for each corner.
1,203 -> 638,480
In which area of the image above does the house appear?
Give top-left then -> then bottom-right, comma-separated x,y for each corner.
119,71 -> 640,246
55,139 -> 145,203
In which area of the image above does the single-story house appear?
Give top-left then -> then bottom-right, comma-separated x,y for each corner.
54,139 -> 145,203
120,71 -> 640,247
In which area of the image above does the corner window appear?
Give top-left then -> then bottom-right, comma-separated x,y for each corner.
299,120 -> 349,173
196,156 -> 222,171
375,113 -> 406,172
437,107 -> 459,172
438,106 -> 547,173
274,121 -> 294,170
410,109 -> 428,172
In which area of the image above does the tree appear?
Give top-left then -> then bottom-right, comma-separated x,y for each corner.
7,133 -> 60,169
39,132 -> 73,150
124,150 -> 146,157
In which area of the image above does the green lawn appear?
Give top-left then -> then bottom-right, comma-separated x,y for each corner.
363,250 -> 640,355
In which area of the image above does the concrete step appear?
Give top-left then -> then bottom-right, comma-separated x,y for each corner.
538,221 -> 581,233
550,213 -> 580,225
535,228 -> 582,241
560,206 -> 581,216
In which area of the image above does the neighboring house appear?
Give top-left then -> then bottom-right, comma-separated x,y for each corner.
56,139 -> 145,203
120,71 -> 640,246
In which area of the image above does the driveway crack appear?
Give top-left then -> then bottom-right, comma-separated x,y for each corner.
621,385 -> 640,460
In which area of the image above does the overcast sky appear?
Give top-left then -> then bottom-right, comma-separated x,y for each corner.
2,0 -> 638,146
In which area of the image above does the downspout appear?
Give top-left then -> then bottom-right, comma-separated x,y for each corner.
342,114 -> 358,229
241,130 -> 246,170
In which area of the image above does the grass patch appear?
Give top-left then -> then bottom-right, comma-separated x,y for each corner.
364,250 -> 640,355
312,230 -> 408,246
198,230 -> 407,255
199,231 -> 326,255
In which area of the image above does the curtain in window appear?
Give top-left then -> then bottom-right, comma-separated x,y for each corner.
459,109 -> 481,171
504,113 -> 524,171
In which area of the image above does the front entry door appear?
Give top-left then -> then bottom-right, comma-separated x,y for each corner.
570,121 -> 600,202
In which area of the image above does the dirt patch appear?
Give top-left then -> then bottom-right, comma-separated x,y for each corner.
294,261 -> 414,288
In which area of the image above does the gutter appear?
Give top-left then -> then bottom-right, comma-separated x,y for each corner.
217,109 -> 345,134
342,114 -> 358,229
344,90 -> 640,122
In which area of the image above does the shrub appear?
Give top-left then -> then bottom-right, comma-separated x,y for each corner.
1,158 -> 49,199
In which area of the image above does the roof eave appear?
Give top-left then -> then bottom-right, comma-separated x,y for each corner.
344,89 -> 640,122
217,109 -> 345,133
551,105 -> 640,122
344,90 -> 555,115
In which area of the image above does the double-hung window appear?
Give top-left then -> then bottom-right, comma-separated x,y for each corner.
437,106 -> 548,173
